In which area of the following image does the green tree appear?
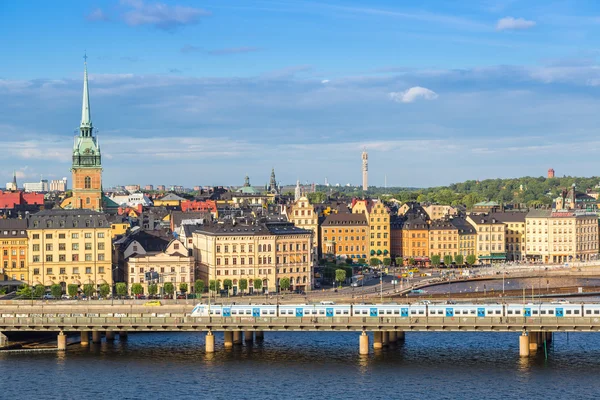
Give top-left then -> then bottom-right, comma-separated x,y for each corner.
222,279 -> 232,295
148,283 -> 158,296
395,257 -> 403,267
50,284 -> 62,299
357,258 -> 366,264
83,284 -> 95,298
443,255 -> 453,266
16,284 -> 32,298
194,279 -> 205,297
335,269 -> 346,287
239,278 -> 248,293
208,280 -> 220,293
164,282 -> 175,296
345,257 -> 353,265
253,279 -> 263,292
116,282 -> 127,297
34,284 -> 45,298
99,283 -> 111,298
408,257 -> 416,266
430,254 -> 441,267
383,258 -> 391,267
131,283 -> 143,296
67,284 -> 78,298
179,283 -> 188,293
466,254 -> 477,265
455,254 -> 464,266
369,257 -> 381,267
279,277 -> 290,291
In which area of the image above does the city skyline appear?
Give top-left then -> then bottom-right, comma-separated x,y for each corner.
4,1 -> 600,187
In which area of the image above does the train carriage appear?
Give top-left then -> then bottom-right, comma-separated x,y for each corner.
583,304 -> 600,317
190,304 -> 223,317
540,303 -> 582,318
352,304 -> 401,317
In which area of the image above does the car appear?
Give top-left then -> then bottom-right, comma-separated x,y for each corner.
176,294 -> 186,299
61,294 -> 71,300
135,295 -> 146,300
42,294 -> 56,300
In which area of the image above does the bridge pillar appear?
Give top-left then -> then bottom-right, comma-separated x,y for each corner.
519,333 -> 530,357
105,331 -> 116,341
57,331 -> 67,351
545,332 -> 552,343
92,331 -> 102,344
359,331 -> 369,355
244,330 -> 254,343
205,331 -> 215,353
224,331 -> 233,348
119,331 -> 128,340
255,330 -> 264,342
397,331 -> 405,342
80,331 -> 90,345
233,331 -> 242,345
529,332 -> 538,353
373,331 -> 383,350
382,331 -> 389,347
389,331 -> 397,344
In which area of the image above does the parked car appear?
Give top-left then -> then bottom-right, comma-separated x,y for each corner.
42,294 -> 56,300
61,294 -> 71,300
176,294 -> 186,299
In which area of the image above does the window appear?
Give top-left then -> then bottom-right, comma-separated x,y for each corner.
85,254 -> 92,261
72,233 -> 79,239
59,243 -> 66,251
59,255 -> 66,262
46,268 -> 53,275
98,242 -> 105,250
85,233 -> 92,239
99,267 -> 105,274
73,267 -> 79,274
33,268 -> 40,275
60,267 -> 66,275
85,243 -> 92,250
98,254 -> 105,261
33,255 -> 40,262
45,233 -> 52,239
33,244 -> 40,251
72,243 -> 79,250
33,234 -> 39,239
98,232 -> 105,238
72,254 -> 79,261
59,233 -> 66,239
46,255 -> 53,262
85,267 -> 92,274
46,244 -> 53,251
85,176 -> 91,189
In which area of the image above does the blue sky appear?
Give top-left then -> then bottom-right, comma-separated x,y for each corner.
2,0 -> 600,188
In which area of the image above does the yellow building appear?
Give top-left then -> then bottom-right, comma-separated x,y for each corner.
286,196 -> 319,262
193,221 -> 313,293
429,219 -> 459,261
490,212 -> 526,261
352,199 -> 390,261
423,204 -> 458,221
401,215 -> 430,264
126,238 -> 195,295
0,219 -> 28,282
321,213 -> 369,261
27,210 -> 112,291
153,193 -> 186,207
450,217 -> 477,261
467,215 -> 506,263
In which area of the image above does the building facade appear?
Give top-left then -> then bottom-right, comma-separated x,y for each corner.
450,217 -> 477,261
27,210 -> 112,291
193,221 -> 313,294
490,212 -> 526,262
0,219 -> 28,282
286,196 -> 319,261
401,215 -> 430,264
352,200 -> 390,261
321,213 -> 369,261
423,204 -> 458,221
467,215 -> 506,263
429,219 -> 459,261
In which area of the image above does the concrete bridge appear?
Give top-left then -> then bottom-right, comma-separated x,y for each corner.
0,304 -> 595,357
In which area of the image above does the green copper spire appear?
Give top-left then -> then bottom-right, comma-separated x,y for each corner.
80,54 -> 93,136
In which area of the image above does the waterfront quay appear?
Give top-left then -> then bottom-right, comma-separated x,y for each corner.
0,302 -> 597,357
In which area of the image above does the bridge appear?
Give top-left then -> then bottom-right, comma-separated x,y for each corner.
0,303 -> 596,357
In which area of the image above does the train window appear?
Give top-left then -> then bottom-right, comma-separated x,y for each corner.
508,310 -> 513,315
541,310 -> 546,315
532,310 -> 538,315
516,310 -> 521,315
574,310 -> 580,314
566,310 -> 572,315
270,310 -> 275,315
393,310 -> 399,314
319,310 -> 325,315
418,310 -> 424,315
586,310 -> 592,314
548,310 -> 554,315
246,310 -> 251,315
595,310 -> 600,315
495,311 -> 501,315
411,310 -> 417,315
386,310 -> 392,315
215,311 -> 221,315
470,310 -> 476,314
343,310 -> 349,315
363,310 -> 368,315
335,310 -> 341,315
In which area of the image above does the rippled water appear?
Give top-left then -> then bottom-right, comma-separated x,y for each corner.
424,277 -> 600,295
1,331 -> 600,399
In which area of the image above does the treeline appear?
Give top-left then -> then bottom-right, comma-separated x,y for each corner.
310,176 -> 600,208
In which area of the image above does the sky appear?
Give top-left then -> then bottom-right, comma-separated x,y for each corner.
2,0 -> 600,188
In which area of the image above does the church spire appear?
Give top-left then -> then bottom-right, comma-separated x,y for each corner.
80,53 -> 93,136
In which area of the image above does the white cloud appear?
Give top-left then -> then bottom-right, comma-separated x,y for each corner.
389,87 -> 438,103
86,8 -> 109,22
496,16 -> 536,31
120,0 -> 210,30
321,79 -> 330,84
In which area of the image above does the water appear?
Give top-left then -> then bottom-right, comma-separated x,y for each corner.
1,331 -> 600,399
424,277 -> 600,295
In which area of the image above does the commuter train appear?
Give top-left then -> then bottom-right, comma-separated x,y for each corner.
189,302 -> 600,318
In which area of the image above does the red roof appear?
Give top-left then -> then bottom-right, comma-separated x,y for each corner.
0,191 -> 44,208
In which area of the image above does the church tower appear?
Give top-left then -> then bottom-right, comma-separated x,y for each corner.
362,149 -> 368,191
71,57 -> 103,211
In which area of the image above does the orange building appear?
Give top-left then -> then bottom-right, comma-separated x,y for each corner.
321,213 -> 369,261
401,215 -> 430,265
